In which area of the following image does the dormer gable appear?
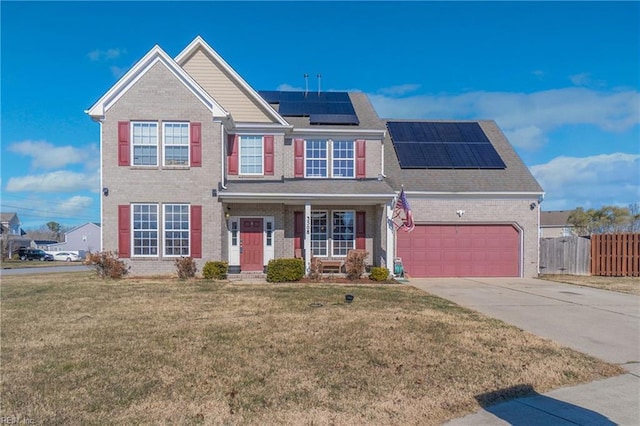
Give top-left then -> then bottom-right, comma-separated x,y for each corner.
86,45 -> 228,120
175,36 -> 289,126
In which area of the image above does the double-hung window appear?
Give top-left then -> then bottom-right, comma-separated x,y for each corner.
164,204 -> 190,256
132,122 -> 158,166
163,123 -> 189,166
309,210 -> 355,257
332,140 -> 355,178
239,136 -> 263,175
305,139 -> 328,177
133,204 -> 158,256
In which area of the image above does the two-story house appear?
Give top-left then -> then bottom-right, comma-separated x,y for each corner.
87,36 -> 543,278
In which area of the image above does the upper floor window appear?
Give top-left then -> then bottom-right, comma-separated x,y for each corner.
163,123 -> 189,166
132,122 -> 158,166
332,140 -> 355,178
303,139 -> 354,178
240,136 -> 263,175
306,139 -> 328,178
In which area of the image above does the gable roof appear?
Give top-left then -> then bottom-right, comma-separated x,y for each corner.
0,212 -> 19,223
86,44 -> 228,120
382,119 -> 544,195
175,36 -> 289,127
541,210 -> 573,227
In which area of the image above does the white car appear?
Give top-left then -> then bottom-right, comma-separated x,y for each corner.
52,252 -> 80,262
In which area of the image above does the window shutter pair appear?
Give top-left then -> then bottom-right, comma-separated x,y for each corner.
117,121 -> 201,167
227,135 -> 274,176
117,205 -> 202,258
293,139 -> 365,178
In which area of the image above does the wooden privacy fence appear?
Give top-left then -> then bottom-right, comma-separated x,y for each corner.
591,233 -> 640,277
540,236 -> 590,275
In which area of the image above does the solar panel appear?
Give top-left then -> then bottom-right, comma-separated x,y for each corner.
258,91 -> 281,103
387,121 -> 506,169
309,114 -> 359,125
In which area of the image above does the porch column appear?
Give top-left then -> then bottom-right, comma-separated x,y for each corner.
304,202 -> 312,273
386,201 -> 395,273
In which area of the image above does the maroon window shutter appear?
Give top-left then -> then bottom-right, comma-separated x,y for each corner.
227,135 -> 238,175
294,212 -> 304,250
191,205 -> 202,258
264,135 -> 274,175
190,122 -> 202,167
356,211 -> 366,249
356,139 -> 366,178
118,205 -> 131,258
118,121 -> 130,166
294,139 -> 304,177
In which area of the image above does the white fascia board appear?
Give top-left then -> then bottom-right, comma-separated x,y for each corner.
291,127 -> 386,139
219,192 -> 395,203
175,36 -> 289,126
404,191 -> 546,200
86,45 -> 228,120
232,123 -> 293,133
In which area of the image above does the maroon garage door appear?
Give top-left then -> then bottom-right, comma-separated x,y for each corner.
397,225 -> 520,277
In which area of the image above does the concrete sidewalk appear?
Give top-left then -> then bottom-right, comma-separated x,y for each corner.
409,277 -> 640,425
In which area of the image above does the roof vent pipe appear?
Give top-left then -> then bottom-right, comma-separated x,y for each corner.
304,74 -> 308,97
317,74 -> 322,94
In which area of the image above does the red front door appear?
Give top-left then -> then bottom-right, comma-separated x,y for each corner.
240,218 -> 263,271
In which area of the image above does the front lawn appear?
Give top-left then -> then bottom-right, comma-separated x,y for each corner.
540,274 -> 640,295
0,272 -> 622,425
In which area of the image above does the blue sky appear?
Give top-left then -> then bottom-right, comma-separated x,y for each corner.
1,1 -> 639,230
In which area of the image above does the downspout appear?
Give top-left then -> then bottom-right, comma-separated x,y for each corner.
219,119 -> 227,190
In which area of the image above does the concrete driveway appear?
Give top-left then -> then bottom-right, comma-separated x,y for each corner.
409,277 -> 640,425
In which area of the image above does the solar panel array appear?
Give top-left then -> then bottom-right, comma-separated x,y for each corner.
258,91 -> 359,125
387,122 -> 506,169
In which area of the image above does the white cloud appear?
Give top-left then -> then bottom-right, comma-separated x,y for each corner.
57,195 -> 94,215
277,83 -> 303,91
110,65 -> 127,78
368,87 -> 639,150
531,153 -> 640,210
87,48 -> 125,61
378,84 -> 421,96
5,170 -> 100,193
8,140 -> 99,170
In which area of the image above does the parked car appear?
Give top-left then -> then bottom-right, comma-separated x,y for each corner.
51,252 -> 81,262
17,248 -> 54,261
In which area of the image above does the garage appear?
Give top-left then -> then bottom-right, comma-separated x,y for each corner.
397,224 -> 520,277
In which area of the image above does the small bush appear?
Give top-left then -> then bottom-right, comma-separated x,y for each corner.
85,251 -> 129,279
175,257 -> 197,280
202,261 -> 228,280
369,267 -> 390,282
308,257 -> 323,282
345,250 -> 368,280
267,258 -> 304,283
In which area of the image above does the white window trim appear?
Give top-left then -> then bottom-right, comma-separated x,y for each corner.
330,210 -> 356,257
131,122 -> 159,167
304,139 -> 329,179
310,210 -> 329,257
239,135 -> 264,176
162,203 -> 190,257
330,139 -> 355,179
162,122 -> 190,167
131,203 -> 159,258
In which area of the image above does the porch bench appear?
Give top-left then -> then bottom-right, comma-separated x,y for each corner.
319,259 -> 344,273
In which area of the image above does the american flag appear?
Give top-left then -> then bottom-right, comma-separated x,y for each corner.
393,188 -> 415,232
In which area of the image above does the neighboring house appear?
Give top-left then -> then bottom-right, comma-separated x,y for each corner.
34,240 -> 60,250
540,210 -> 575,238
0,212 -> 22,235
86,36 -> 543,278
47,222 -> 101,256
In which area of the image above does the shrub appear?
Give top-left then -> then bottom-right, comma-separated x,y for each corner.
345,250 -> 368,280
202,261 -> 228,280
369,267 -> 390,282
308,257 -> 323,282
175,257 -> 197,280
267,258 -> 304,283
85,251 -> 129,279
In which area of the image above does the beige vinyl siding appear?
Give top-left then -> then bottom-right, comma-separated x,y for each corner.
181,48 -> 273,123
